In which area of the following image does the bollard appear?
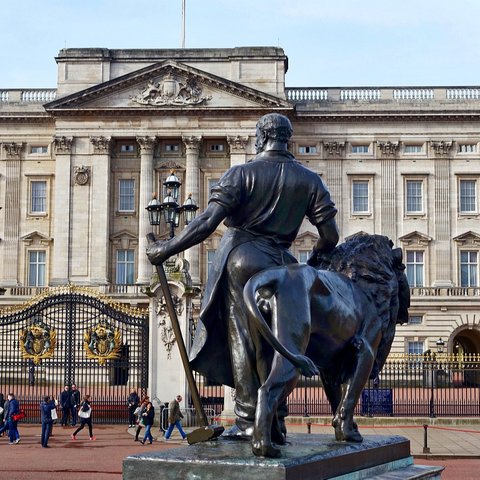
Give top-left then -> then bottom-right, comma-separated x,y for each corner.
307,421 -> 312,434
422,424 -> 430,454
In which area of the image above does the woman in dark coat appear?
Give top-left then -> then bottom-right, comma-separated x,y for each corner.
71,395 -> 95,440
140,402 -> 155,445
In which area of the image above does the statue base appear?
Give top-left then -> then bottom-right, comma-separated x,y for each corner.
123,433 -> 443,479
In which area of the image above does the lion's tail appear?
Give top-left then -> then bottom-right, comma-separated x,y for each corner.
243,267 -> 319,378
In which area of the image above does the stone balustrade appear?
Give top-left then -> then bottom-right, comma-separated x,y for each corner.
0,89 -> 57,103
286,86 -> 480,103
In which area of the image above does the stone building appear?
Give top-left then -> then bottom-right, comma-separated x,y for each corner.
1,47 -> 480,400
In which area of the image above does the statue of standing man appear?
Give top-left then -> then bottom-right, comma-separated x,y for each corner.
147,113 -> 339,442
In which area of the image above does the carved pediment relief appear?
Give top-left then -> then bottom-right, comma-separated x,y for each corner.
110,230 -> 139,250
453,231 -> 480,246
294,231 -> 318,249
399,231 -> 432,246
45,60 -> 292,113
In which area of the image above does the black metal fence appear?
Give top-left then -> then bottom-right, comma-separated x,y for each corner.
194,354 -> 480,418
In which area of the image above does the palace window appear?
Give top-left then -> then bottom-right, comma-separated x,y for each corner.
165,143 -> 180,152
209,144 -> 224,152
405,180 -> 424,214
30,146 -> 48,154
352,180 -> 370,214
30,180 -> 47,214
119,179 -> 135,212
408,315 -> 423,325
207,250 -> 216,279
459,179 -> 477,213
460,251 -> 478,287
458,144 -> 477,153
407,340 -> 424,355
404,145 -> 423,154
120,144 -> 136,153
116,249 -> 135,284
298,146 -> 317,154
351,145 -> 369,154
406,250 -> 424,287
28,250 -> 46,286
298,250 -> 310,264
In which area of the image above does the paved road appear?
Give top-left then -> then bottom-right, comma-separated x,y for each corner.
0,422 -> 478,479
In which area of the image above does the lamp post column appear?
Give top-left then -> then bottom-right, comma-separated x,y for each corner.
182,136 -> 201,285
137,136 -> 156,284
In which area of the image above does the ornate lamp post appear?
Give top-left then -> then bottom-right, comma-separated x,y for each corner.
146,171 -> 198,239
145,174 -> 213,433
429,337 -> 445,418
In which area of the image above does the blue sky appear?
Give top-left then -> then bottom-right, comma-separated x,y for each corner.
3,0 -> 480,88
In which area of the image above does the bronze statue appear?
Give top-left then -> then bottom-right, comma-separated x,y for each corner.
243,234 -> 410,457
147,113 -> 339,444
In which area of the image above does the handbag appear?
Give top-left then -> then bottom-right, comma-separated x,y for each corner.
51,408 -> 58,420
12,410 -> 25,422
78,404 -> 92,419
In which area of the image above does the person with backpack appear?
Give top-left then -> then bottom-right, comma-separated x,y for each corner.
71,395 -> 95,441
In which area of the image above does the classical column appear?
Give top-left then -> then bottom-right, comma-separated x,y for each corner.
1,143 -> 23,286
89,136 -> 111,284
182,136 -> 201,285
51,136 -> 74,285
432,141 -> 453,286
227,135 -> 249,167
378,141 -> 399,242
136,136 -> 156,284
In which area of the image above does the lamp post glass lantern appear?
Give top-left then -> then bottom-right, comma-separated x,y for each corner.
145,171 -> 198,238
436,337 -> 445,354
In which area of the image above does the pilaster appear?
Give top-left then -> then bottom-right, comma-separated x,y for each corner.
1,143 -> 23,286
378,142 -> 399,242
137,136 -> 156,284
51,136 -> 74,285
227,135 -> 249,167
89,136 -> 111,284
432,142 -> 453,286
323,141 -> 344,236
182,136 -> 201,285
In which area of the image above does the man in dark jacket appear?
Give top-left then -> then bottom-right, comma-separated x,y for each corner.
127,389 -> 140,428
164,395 -> 186,440
70,384 -> 81,426
147,113 -> 339,438
40,395 -> 56,447
5,393 -> 20,444
59,385 -> 71,426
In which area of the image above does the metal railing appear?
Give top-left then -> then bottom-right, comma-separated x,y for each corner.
194,354 -> 480,418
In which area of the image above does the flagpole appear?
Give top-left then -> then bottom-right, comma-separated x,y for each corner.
181,0 -> 186,48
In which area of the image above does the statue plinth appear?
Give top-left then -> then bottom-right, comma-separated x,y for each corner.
123,434 -> 443,479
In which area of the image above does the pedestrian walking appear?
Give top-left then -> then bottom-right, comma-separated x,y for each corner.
140,402 -> 155,445
5,393 -> 21,445
127,389 -> 140,428
164,395 -> 187,440
0,393 -> 5,437
70,384 -> 81,426
40,395 -> 56,448
59,385 -> 71,426
134,396 -> 149,442
71,395 -> 95,440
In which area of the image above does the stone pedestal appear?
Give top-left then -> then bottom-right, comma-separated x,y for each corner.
123,434 -> 443,480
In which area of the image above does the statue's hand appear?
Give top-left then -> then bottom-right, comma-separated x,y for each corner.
146,241 -> 169,265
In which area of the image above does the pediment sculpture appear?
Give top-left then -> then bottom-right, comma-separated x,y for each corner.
131,72 -> 212,106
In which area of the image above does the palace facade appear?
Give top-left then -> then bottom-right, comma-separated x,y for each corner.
1,46 -> 480,371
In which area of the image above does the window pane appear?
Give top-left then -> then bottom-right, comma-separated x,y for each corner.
31,181 -> 47,213
460,251 -> 478,287
116,249 -> 135,284
407,341 -> 424,355
298,250 -> 310,263
406,180 -> 423,213
119,179 -> 135,211
460,180 -> 476,212
28,250 -> 46,286
406,250 -> 424,287
352,181 -> 369,212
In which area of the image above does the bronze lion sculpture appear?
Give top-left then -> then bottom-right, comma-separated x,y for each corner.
243,234 -> 410,457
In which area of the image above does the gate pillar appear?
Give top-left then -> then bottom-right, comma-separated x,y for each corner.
147,257 -> 198,407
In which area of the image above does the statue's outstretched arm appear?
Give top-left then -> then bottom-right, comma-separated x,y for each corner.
146,202 -> 227,265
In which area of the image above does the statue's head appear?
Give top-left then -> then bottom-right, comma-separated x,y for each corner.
255,113 -> 293,153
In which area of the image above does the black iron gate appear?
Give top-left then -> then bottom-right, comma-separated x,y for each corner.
0,286 -> 149,423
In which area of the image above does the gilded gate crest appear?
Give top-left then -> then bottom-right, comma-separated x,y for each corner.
84,322 -> 122,366
20,321 -> 56,365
